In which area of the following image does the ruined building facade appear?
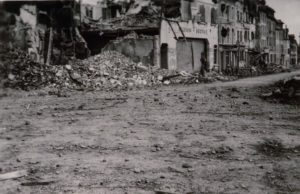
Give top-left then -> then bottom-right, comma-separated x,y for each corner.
1,0 -> 297,73
160,0 -> 218,72
289,34 -> 298,67
255,2 -> 289,67
0,0 -> 90,65
80,0 -> 126,22
215,0 -> 256,74
275,20 -> 290,68
155,0 -> 294,73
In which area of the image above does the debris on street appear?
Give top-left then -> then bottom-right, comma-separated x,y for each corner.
256,139 -> 300,157
260,75 -> 300,104
256,63 -> 287,75
0,50 -> 55,90
21,180 -> 56,186
0,170 -> 28,181
0,71 -> 300,194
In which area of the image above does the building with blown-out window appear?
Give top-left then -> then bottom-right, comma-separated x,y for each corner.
160,0 -> 218,73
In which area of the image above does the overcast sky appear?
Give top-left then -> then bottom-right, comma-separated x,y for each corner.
267,0 -> 300,41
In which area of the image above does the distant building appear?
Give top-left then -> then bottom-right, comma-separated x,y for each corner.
256,3 -> 276,64
275,20 -> 290,67
289,34 -> 298,67
298,34 -> 300,66
266,6 -> 276,64
214,0 -> 256,74
256,2 -> 268,56
282,26 -> 290,67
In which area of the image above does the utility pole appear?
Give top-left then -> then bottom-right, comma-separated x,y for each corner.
217,24 -> 220,72
79,0 -> 82,25
46,11 -> 53,66
237,40 -> 240,74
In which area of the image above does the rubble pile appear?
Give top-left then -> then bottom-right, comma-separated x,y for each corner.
257,63 -> 285,75
159,71 -> 237,85
0,50 -> 237,91
260,76 -> 300,104
0,50 -> 56,90
53,51 -> 161,90
0,50 -> 160,90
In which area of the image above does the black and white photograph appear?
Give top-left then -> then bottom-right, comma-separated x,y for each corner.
0,0 -> 299,193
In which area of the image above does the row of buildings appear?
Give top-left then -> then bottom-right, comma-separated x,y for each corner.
1,0 -> 299,75
79,0 -> 299,74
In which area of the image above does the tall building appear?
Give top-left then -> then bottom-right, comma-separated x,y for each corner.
275,20 -> 290,66
282,26 -> 290,67
274,20 -> 283,65
160,0 -> 218,72
289,34 -> 298,67
298,34 -> 300,66
266,6 -> 276,64
256,3 -> 275,63
215,0 -> 256,73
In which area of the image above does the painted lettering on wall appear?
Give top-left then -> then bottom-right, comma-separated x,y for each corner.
195,29 -> 208,34
169,25 -> 208,36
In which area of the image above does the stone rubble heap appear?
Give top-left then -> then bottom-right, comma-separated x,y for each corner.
0,50 -> 236,91
0,50 -> 158,90
54,51 -> 162,90
256,63 -> 285,75
0,50 -> 55,90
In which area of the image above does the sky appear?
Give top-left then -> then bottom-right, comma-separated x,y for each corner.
267,0 -> 300,41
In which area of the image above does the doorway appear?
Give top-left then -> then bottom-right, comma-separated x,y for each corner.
176,39 -> 207,73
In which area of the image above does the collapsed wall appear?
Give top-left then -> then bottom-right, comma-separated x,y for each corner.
0,6 -> 25,53
0,1 -> 90,65
102,32 -> 159,66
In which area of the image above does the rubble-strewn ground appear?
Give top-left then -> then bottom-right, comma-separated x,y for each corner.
0,71 -> 299,194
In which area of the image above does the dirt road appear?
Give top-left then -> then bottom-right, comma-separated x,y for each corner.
0,71 -> 299,194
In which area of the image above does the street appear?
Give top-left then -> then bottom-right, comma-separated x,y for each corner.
0,71 -> 299,194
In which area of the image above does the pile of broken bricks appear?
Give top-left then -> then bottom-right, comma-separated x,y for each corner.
0,50 -> 235,92
0,50 -> 160,91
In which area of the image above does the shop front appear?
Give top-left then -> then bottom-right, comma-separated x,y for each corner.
160,20 -> 218,73
219,44 -> 248,75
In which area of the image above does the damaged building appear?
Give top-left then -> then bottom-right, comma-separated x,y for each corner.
1,0 -> 294,75
0,0 -> 90,65
80,0 -> 161,66
80,0 -> 129,22
79,0 -> 292,75
81,0 -> 218,73
215,0 -> 257,74
160,0 -> 218,72
289,34 -> 298,67
254,0 -> 290,68
275,19 -> 290,68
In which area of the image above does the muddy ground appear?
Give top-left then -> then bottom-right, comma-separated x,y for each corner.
0,71 -> 299,194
